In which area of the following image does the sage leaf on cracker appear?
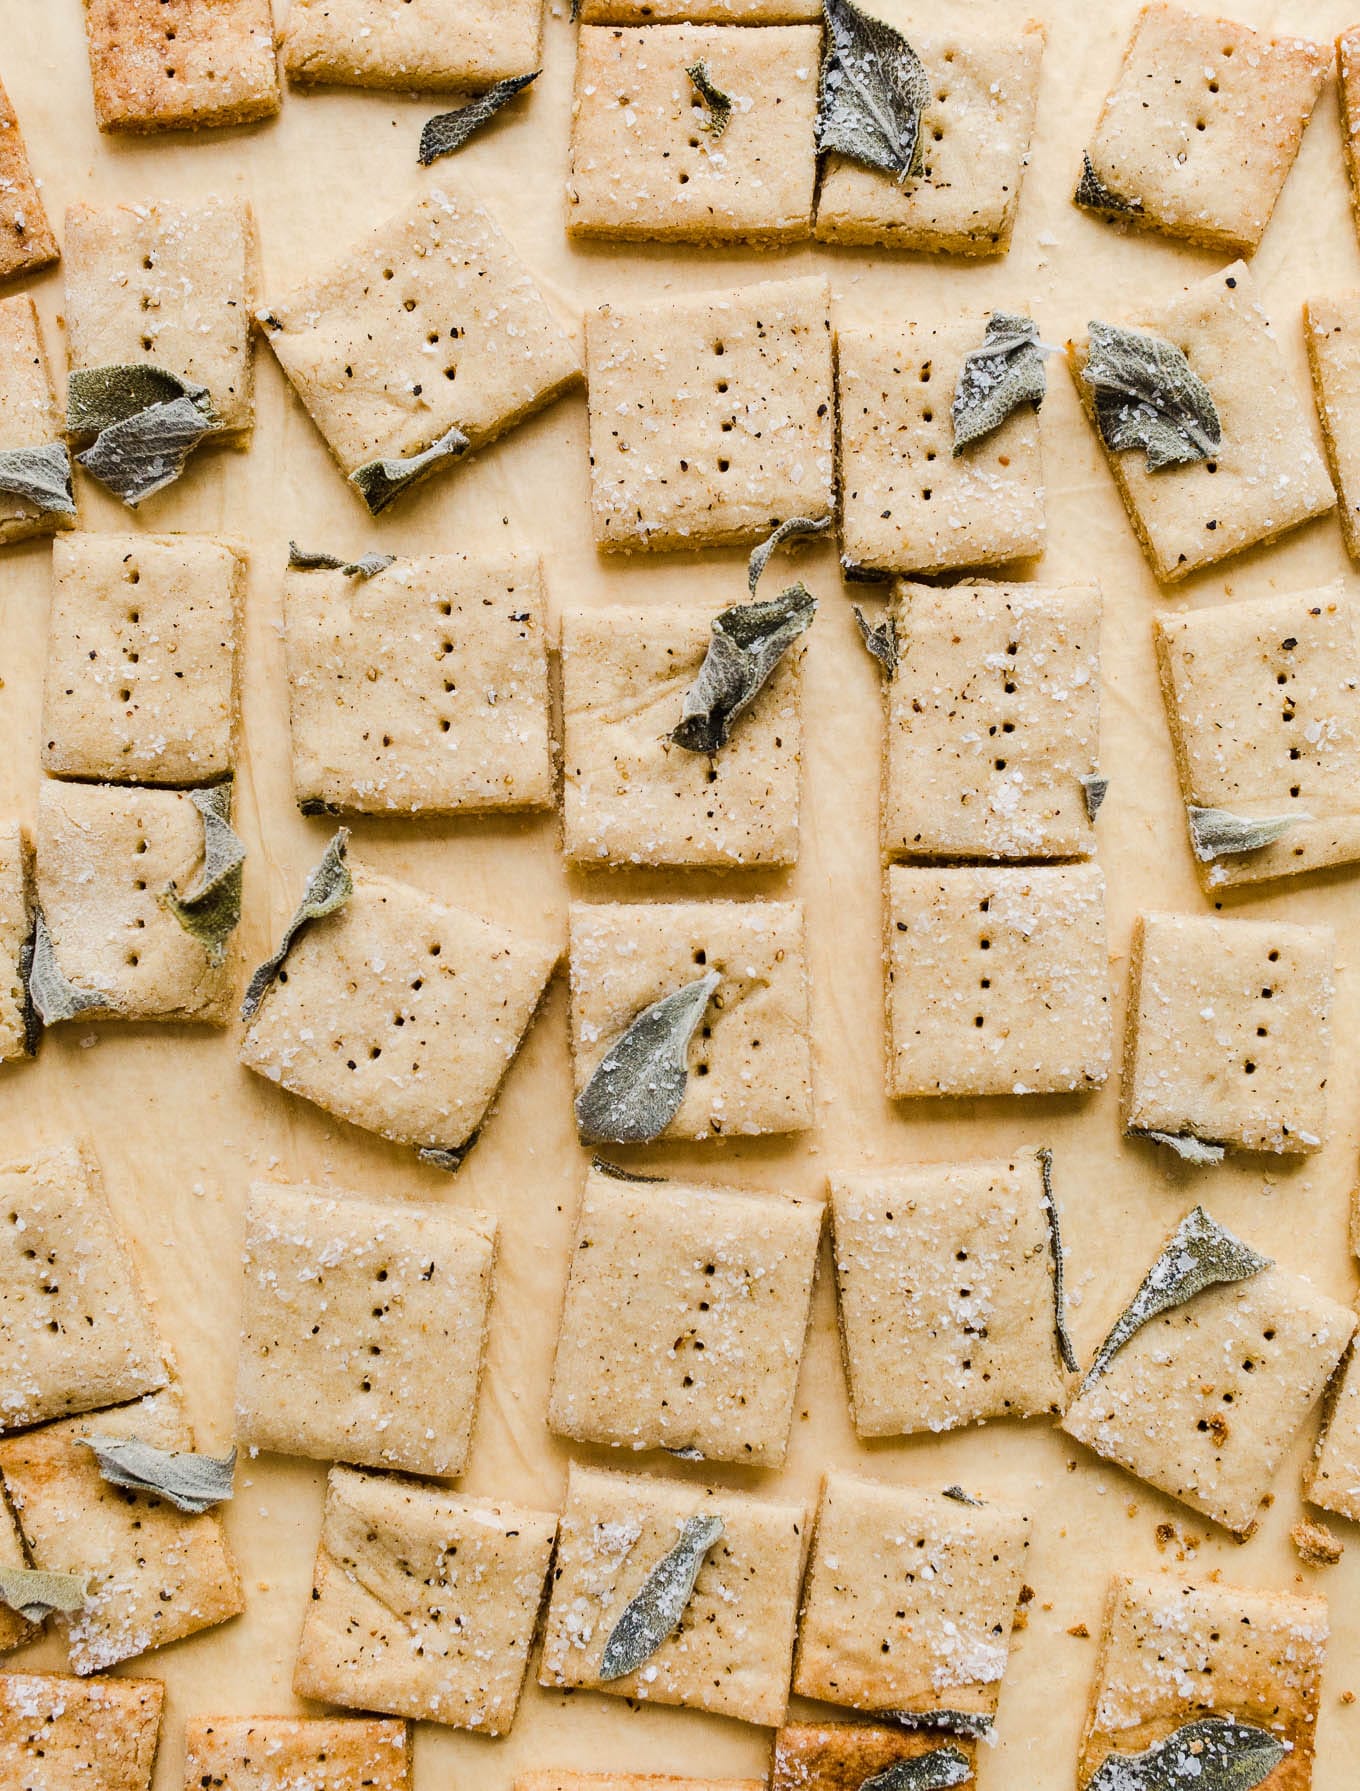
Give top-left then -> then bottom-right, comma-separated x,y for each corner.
592,1157 -> 666,1184
0,441 -> 75,515
817,0 -> 930,183
747,514 -> 830,596
686,61 -> 733,138
1074,151 -> 1143,217
883,1710 -> 992,1738
671,586 -> 816,755
1139,1130 -> 1226,1166
419,72 -> 540,166
952,313 -> 1046,454
1038,1147 -> 1078,1373
350,424 -> 469,514
68,364 -> 219,507
1187,805 -> 1308,863
79,1435 -> 236,1514
853,604 -> 898,675
26,909 -> 107,1027
241,830 -> 352,1021
1082,322 -> 1221,472
1080,772 -> 1109,821
162,785 -> 245,967
288,541 -> 396,579
600,1512 -> 724,1680
576,970 -> 720,1144
860,1750 -> 973,1791
941,1485 -> 982,1506
1088,1718 -> 1286,1791
0,1566 -> 87,1623
417,1134 -> 479,1174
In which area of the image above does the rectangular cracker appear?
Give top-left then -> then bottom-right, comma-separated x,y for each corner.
0,1670 -> 164,1791
0,821 -> 32,1064
771,1723 -> 978,1791
283,0 -> 543,90
182,1716 -> 412,1791
81,0 -> 281,133
0,77 -> 58,281
1341,29 -> 1360,247
0,293 -> 72,546
1304,293 -> 1360,560
1306,1339 -> 1360,1522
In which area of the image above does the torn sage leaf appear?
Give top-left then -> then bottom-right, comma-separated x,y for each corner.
350,424 -> 469,515
883,1710 -> 992,1739
1187,805 -> 1308,863
818,0 -> 930,182
952,313 -> 1046,454
575,971 -> 720,1145
288,542 -> 396,579
68,364 -> 219,506
1080,772 -> 1109,822
0,1566 -> 87,1623
686,61 -> 733,138
599,1512 -> 724,1680
25,910 -> 106,1028
1079,1206 -> 1269,1393
1082,322 -> 1221,472
417,1134 -> 479,1174
1073,151 -> 1143,217
419,71 -> 540,165
78,1435 -> 236,1514
859,1750 -> 973,1791
0,441 -> 76,515
240,830 -> 352,1022
162,785 -> 245,967
671,585 -> 816,755
853,604 -> 898,676
1087,1718 -> 1286,1791
748,514 -> 830,596
1038,1147 -> 1078,1373
1139,1130 -> 1226,1166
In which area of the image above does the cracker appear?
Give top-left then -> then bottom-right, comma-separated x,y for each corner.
1341,29 -> 1360,246
568,25 -> 819,245
0,1496 -> 37,1654
1306,1340 -> 1360,1523
1304,292 -> 1360,561
35,780 -> 238,1026
1077,1573 -> 1327,1790
539,1461 -> 805,1726
0,1141 -> 169,1434
839,315 -> 1045,577
580,1 -> 820,18
568,898 -> 813,1138
0,1389 -> 244,1674
283,0 -> 542,91
548,1163 -> 823,1466
830,1156 -> 1067,1439
0,1670 -> 164,1791
520,1777 -> 761,1791
793,1472 -> 1031,1724
182,1716 -> 412,1791
236,1179 -> 496,1478
0,294 -> 72,547
1078,4 -> 1327,255
560,601 -> 803,867
1121,911 -> 1334,1155
283,552 -> 552,816
585,276 -> 834,551
294,1464 -> 556,1732
1154,586 -> 1360,889
258,185 -> 579,501
0,78 -> 58,281
816,16 -> 1045,253
0,821 -> 32,1064
882,580 -> 1100,861
771,1723 -> 978,1791
81,0 -> 280,133
64,198 -> 257,438
885,863 -> 1112,1099
43,533 -> 244,788
1068,262 -> 1334,584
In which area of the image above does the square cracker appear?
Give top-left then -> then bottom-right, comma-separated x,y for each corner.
283,0 -> 542,90
829,1156 -> 1067,1439
1121,911 -> 1334,1154
294,1464 -> 556,1732
182,1715 -> 412,1791
569,25 -> 819,245
0,821 -> 33,1064
43,533 -> 244,788
560,601 -> 804,868
816,15 -> 1045,254
1304,293 -> 1360,561
1306,1338 -> 1360,1522
81,0 -> 281,133
1154,586 -> 1360,888
1077,4 -> 1327,255
548,1163 -> 823,1466
0,1141 -> 169,1434
1077,1573 -> 1327,1791
568,898 -> 813,1138
772,1723 -> 978,1791
241,862 -> 558,1157
0,1389 -> 244,1674
838,314 -> 1045,577
1068,262 -> 1334,584
258,185 -> 579,500
0,1496 -> 38,1654
236,1179 -> 497,1478
63,199 -> 257,438
35,780 -> 239,1026
886,863 -> 1112,1099
0,1670 -> 164,1791
883,580 -> 1100,860
0,79 -> 58,281
539,1461 -> 806,1727
586,276 -> 834,551
793,1472 -> 1031,1724
283,552 -> 552,816
0,295 -> 72,547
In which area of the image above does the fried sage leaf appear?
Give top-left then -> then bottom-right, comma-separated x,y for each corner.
860,1749 -> 973,1791
686,61 -> 733,137
817,0 -> 931,182
0,1565 -> 88,1623
748,514 -> 830,595
68,364 -> 219,506
25,909 -> 106,1027
592,1157 -> 666,1184
883,1710 -> 992,1739
575,971 -> 720,1145
162,785 -> 245,967
853,603 -> 898,676
1080,1206 -> 1269,1393
350,424 -> 470,515
419,71 -> 540,165
671,585 -> 816,755
952,313 -> 1047,454
941,1485 -> 982,1506
1082,322 -> 1221,472
1080,772 -> 1109,821
1139,1129 -> 1226,1166
1074,151 -> 1143,217
417,1135 -> 479,1174
78,1435 -> 236,1514
600,1512 -> 724,1680
1088,1718 -> 1286,1791
1187,805 -> 1308,863
0,441 -> 76,515
1038,1147 -> 1078,1373
288,542 -> 396,579
241,830 -> 353,1021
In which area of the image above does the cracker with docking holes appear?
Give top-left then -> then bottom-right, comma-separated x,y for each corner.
1304,293 -> 1360,562
0,1670 -> 164,1791
0,821 -> 31,1064
0,294 -> 73,546
80,0 -> 279,133
283,0 -> 542,90
182,1715 -> 412,1791
0,77 -> 57,280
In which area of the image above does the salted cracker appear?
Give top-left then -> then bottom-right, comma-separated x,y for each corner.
80,0 -> 280,133
182,1715 -> 412,1791
771,1724 -> 978,1791
283,0 -> 542,91
0,821 -> 32,1064
0,294 -> 72,546
0,78 -> 57,281
1304,292 -> 1360,561
0,1670 -> 163,1791
1307,1340 -> 1360,1524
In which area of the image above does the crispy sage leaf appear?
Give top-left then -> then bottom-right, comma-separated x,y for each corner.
1074,151 -> 1143,217
952,313 -> 1047,454
592,1157 -> 666,1185
288,541 -> 396,579
1139,1129 -> 1226,1166
575,971 -> 720,1145
686,61 -> 733,137
0,441 -> 76,515
817,0 -> 931,182
0,1565 -> 87,1623
860,1750 -> 973,1791
417,1134 -> 479,1174
26,909 -> 106,1027
241,830 -> 353,1021
350,424 -> 470,514
1079,1206 -> 1270,1393
748,514 -> 830,595
162,786 -> 245,967
853,604 -> 898,676
69,365 -> 218,506
1187,805 -> 1308,863
1080,772 -> 1109,822
883,1710 -> 992,1739
419,71 -> 540,165
671,585 -> 816,755
78,1435 -> 236,1514
941,1485 -> 982,1506
599,1512 -> 724,1680
1088,1718 -> 1286,1791
1082,322 -> 1221,472
17,919 -> 41,1056
1038,1147 -> 1078,1373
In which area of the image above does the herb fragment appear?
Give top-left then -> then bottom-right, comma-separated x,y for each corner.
599,1512 -> 724,1680
1088,1718 -> 1286,1791
1139,1130 -> 1226,1166
1074,151 -> 1143,217
1082,322 -> 1221,472
0,442 -> 76,515
1080,773 -> 1109,822
0,1566 -> 87,1623
882,1711 -> 992,1739
287,542 -> 396,579
419,71 -> 540,165
575,971 -> 720,1145
1038,1147 -> 1078,1373
859,1750 -> 973,1791
68,364 -> 219,506
671,585 -> 816,755
25,910 -> 106,1027
941,1485 -> 982,1506
853,604 -> 898,676
817,0 -> 931,182
952,313 -> 1046,454
241,830 -> 352,1021
162,785 -> 245,967
686,61 -> 733,138
592,1157 -> 666,1184
417,1135 -> 479,1174
78,1435 -> 236,1514
1187,805 -> 1308,863
747,514 -> 830,596
350,424 -> 469,515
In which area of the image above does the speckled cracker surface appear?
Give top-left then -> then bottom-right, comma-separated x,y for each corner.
885,862 -> 1112,1099
0,78 -> 57,280
294,1465 -> 557,1732
838,315 -> 1045,576
793,1472 -> 1031,1723
568,25 -> 819,245
548,1164 -> 823,1466
585,276 -> 834,551
560,602 -> 803,867
771,1723 -> 978,1791
1307,1339 -> 1360,1522
283,552 -> 552,816
1304,293 -> 1360,561
539,1461 -> 806,1726
182,1715 -> 412,1791
80,0 -> 280,133
236,1178 -> 496,1478
0,820 -> 31,1064
569,898 -> 813,1138
283,0 -> 543,90
0,1670 -> 164,1791
0,295 -> 71,546
580,0 -> 820,17
1121,910 -> 1334,1154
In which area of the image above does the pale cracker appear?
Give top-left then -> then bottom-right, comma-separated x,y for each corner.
80,0 -> 280,133
1307,1340 -> 1360,1524
0,1670 -> 164,1791
1304,292 -> 1360,561
0,821 -> 32,1063
771,1724 -> 978,1791
182,1715 -> 412,1791
0,78 -> 57,281
283,0 -> 543,91
1340,29 -> 1360,247
0,294 -> 72,546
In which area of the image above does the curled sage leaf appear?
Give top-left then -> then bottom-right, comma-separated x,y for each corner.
1082,322 -> 1221,473
671,585 -> 816,755
575,971 -> 720,1145
241,830 -> 352,1022
883,1711 -> 992,1739
1079,1206 -> 1269,1394
1074,151 -> 1143,217
288,542 -> 396,579
162,786 -> 245,968
78,1435 -> 236,1514
686,61 -> 733,138
952,313 -> 1047,454
1139,1130 -> 1226,1167
25,910 -> 107,1028
68,365 -> 219,507
1080,773 -> 1109,822
0,441 -> 76,515
350,424 -> 470,514
853,604 -> 898,676
419,71 -> 540,165
0,1565 -> 87,1623
817,0 -> 931,182
748,514 -> 830,596
1088,1718 -> 1286,1791
599,1512 -> 724,1680
1187,805 -> 1308,863
1038,1147 -> 1078,1374
860,1750 -> 973,1791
